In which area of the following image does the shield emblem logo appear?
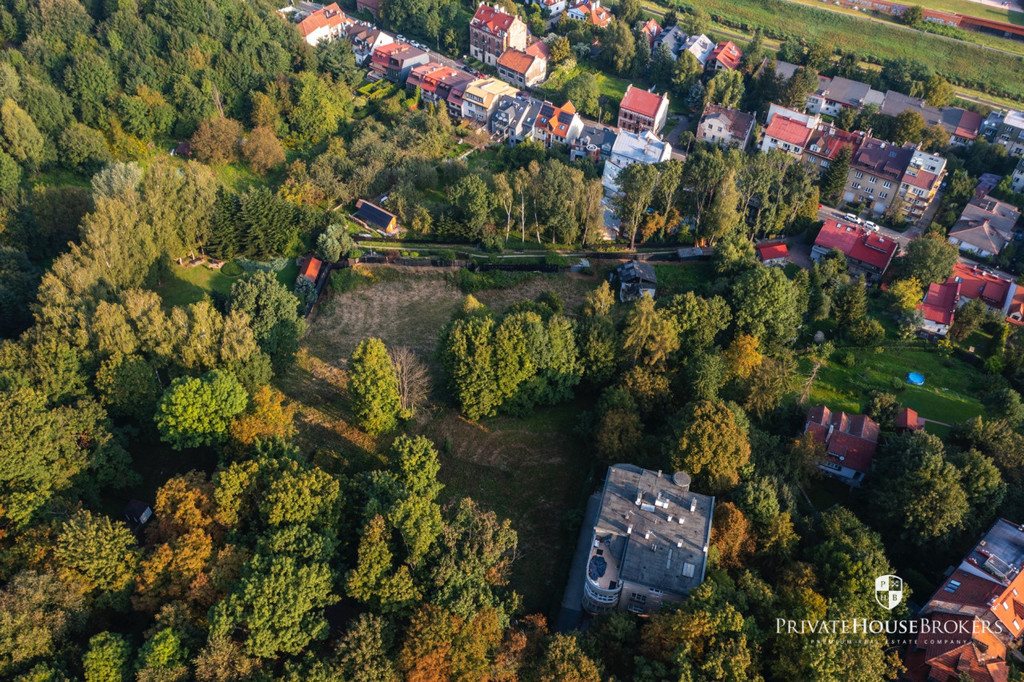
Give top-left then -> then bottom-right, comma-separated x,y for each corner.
875,574 -> 903,610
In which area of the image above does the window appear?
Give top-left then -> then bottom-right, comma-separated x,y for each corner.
879,192 -> 888,199
868,176 -> 876,184
1015,620 -> 1021,631
882,181 -> 892,189
1003,601 -> 1010,610
852,182 -> 861,189
855,171 -> 864,179
865,187 -> 873,195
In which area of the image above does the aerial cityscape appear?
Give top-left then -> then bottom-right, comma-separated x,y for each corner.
1,0 -> 1024,678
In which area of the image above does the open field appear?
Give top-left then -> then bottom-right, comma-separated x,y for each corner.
803,346 -> 986,433
880,0 -> 1023,25
276,266 -> 607,614
636,0 -> 1024,102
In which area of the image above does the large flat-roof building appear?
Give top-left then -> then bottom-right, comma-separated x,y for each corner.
582,465 -> 714,616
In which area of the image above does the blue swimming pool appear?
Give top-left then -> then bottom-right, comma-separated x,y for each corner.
907,372 -> 925,386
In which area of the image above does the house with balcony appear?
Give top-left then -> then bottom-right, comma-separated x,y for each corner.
601,130 -> 672,195
296,3 -> 351,45
344,23 -> 393,64
899,148 -> 947,223
804,405 -> 880,486
469,3 -> 528,66
461,77 -> 520,124
843,137 -> 911,217
369,42 -> 429,84
802,124 -> 865,175
904,518 -> 1024,682
983,109 -> 1024,157
617,85 -> 670,135
489,94 -> 542,144
581,464 -> 714,616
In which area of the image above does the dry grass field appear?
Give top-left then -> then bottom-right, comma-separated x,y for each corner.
273,265 -> 606,614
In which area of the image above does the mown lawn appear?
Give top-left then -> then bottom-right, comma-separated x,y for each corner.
804,346 -> 985,428
156,261 -> 297,307
653,261 -> 716,296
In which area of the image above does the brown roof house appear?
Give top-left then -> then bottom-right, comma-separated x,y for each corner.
948,196 -> 1021,258
698,104 -> 754,149
496,42 -> 548,89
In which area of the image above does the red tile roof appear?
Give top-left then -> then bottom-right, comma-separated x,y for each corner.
640,19 -> 661,47
951,263 -> 1012,309
710,41 -> 742,70
302,257 -> 322,282
919,280 -> 960,326
297,3 -> 349,38
805,406 -> 880,473
764,115 -> 813,147
806,125 -> 863,161
569,0 -> 612,26
619,85 -> 667,120
756,242 -> 789,261
814,218 -> 898,272
896,407 -> 924,431
471,4 -> 519,34
526,40 -> 549,59
497,48 -> 538,75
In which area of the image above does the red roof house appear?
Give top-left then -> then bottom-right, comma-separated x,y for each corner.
950,262 -> 1013,310
297,3 -> 350,45
708,41 -> 742,71
755,241 -> 789,266
762,115 -> 814,155
639,19 -> 662,48
617,85 -> 670,135
918,280 -> 960,337
896,407 -> 924,431
301,257 -> 323,282
904,517 -> 1024,682
805,405 -> 880,486
811,218 -> 898,280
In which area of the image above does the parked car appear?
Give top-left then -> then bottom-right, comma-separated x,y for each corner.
864,221 -> 880,232
844,213 -> 863,225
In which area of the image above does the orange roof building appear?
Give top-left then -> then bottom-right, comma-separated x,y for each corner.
296,3 -> 351,46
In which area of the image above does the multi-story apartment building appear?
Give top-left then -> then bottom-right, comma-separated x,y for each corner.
469,4 -> 528,66
844,138 -> 945,220
460,77 -> 519,124
581,465 -> 713,616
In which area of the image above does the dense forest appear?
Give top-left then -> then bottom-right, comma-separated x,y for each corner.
2,0 -> 1024,680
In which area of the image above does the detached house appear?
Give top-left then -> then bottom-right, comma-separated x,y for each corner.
681,34 -> 715,67
296,3 -> 350,46
804,406 -> 880,486
760,105 -> 819,157
707,41 -> 742,72
948,262 -> 1017,318
698,104 -> 754,149
639,19 -> 661,48
949,195 -> 1021,258
1013,158 -> 1024,193
370,42 -> 429,84
904,518 -> 1024,682
811,218 -> 897,281
618,85 -> 670,135
470,4 -> 528,66
566,0 -> 612,27
580,465 -> 713,616
602,130 -> 672,195
918,280 -> 960,337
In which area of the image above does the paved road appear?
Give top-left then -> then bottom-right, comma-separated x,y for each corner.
817,205 -> 913,251
555,492 -> 601,632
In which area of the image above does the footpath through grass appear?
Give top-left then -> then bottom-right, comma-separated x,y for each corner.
804,346 -> 985,432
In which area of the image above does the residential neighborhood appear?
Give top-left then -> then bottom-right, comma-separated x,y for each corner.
6,0 -> 1024,678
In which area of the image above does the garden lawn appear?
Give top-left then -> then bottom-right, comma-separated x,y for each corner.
805,346 -> 985,428
157,264 -> 239,306
653,261 -> 716,296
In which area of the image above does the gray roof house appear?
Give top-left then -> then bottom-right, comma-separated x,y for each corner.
614,261 -> 656,302
948,196 -> 1021,257
581,465 -> 714,616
